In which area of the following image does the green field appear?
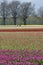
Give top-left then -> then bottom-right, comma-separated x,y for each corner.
0,32 -> 43,51
0,16 -> 43,25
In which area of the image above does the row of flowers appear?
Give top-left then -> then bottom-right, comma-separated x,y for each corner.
0,50 -> 43,65
0,29 -> 42,32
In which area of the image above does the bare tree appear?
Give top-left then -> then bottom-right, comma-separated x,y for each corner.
0,0 -> 9,25
9,0 -> 20,25
19,2 -> 33,25
36,7 -> 43,24
38,7 -> 43,18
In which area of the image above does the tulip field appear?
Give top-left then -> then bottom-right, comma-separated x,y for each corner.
0,28 -> 43,65
0,32 -> 43,50
0,50 -> 43,65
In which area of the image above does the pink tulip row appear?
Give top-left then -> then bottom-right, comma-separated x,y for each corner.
0,50 -> 43,65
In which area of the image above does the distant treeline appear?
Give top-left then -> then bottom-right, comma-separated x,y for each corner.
0,0 -> 43,25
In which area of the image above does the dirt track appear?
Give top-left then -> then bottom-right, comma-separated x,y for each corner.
0,25 -> 43,29
0,25 -> 43,32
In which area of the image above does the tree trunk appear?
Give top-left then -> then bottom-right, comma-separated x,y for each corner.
3,17 -> 6,25
23,18 -> 26,25
13,17 -> 16,25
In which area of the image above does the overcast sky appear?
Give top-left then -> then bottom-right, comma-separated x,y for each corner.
0,0 -> 43,10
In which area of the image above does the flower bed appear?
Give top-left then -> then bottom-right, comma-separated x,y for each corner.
0,50 -> 43,65
0,28 -> 43,32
